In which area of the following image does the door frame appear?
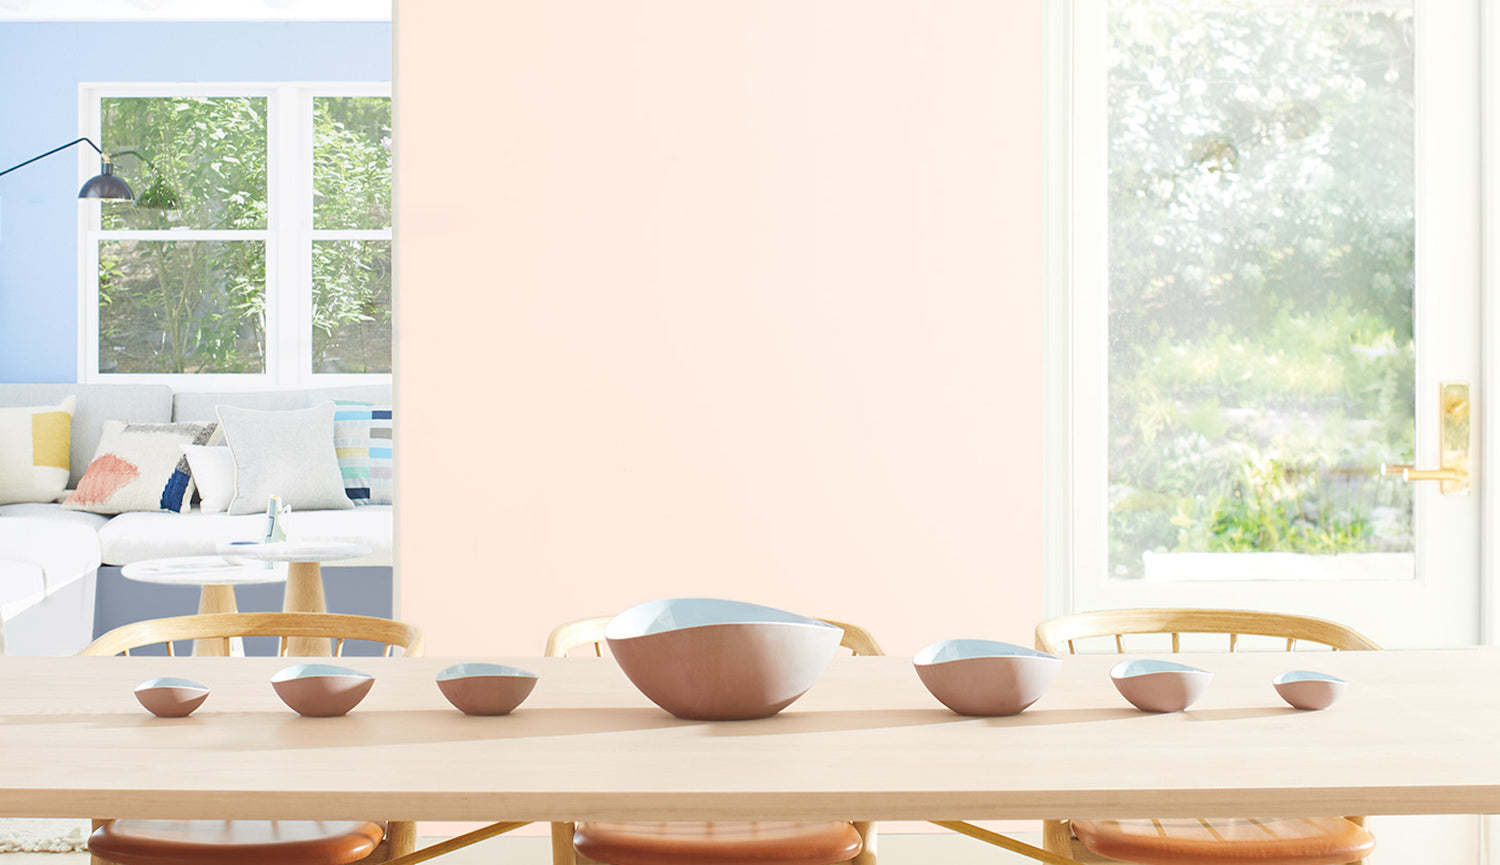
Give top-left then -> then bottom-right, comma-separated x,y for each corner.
1479,2 -> 1500,862
1481,0 -> 1500,652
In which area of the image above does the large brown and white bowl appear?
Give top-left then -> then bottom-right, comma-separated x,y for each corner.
914,639 -> 1061,716
1110,659 -> 1213,713
436,663 -> 538,716
605,598 -> 844,721
271,664 -> 374,717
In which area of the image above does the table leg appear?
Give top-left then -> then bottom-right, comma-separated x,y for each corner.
193,585 -> 239,656
283,561 -> 332,656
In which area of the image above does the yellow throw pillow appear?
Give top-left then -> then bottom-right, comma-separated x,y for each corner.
0,396 -> 75,505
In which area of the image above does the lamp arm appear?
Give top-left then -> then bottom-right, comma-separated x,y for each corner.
0,137 -> 109,179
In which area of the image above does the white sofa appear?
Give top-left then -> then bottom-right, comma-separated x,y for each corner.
0,383 -> 392,655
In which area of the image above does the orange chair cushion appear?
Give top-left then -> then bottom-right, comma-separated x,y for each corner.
89,820 -> 385,865
1072,817 -> 1375,865
573,821 -> 863,865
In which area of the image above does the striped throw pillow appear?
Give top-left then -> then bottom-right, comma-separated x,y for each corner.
330,399 -> 393,505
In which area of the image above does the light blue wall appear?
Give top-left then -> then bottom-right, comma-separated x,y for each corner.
0,22 -> 391,382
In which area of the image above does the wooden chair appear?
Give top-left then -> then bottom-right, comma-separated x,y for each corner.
81,611 -> 424,659
82,612 -> 423,865
1033,608 -> 1379,865
546,614 -> 881,865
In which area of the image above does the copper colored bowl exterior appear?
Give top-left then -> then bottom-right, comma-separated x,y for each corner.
134,685 -> 210,718
1274,678 -> 1347,711
438,675 -> 538,716
271,674 -> 375,718
607,621 -> 842,721
1110,663 -> 1213,713
915,655 -> 1060,716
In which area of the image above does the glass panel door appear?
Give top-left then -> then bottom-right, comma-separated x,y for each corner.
1069,0 -> 1481,650
1106,0 -> 1415,583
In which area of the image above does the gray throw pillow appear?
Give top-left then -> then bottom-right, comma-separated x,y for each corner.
217,402 -> 354,515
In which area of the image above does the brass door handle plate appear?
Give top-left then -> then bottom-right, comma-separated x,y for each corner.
1383,382 -> 1471,495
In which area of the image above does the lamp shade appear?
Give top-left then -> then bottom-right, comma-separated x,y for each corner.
78,162 -> 134,201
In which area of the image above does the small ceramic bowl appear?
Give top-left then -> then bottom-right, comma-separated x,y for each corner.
913,639 -> 1061,716
436,663 -> 538,716
134,677 -> 210,718
1110,659 -> 1213,713
271,664 -> 374,717
1273,670 -> 1347,710
605,598 -> 844,720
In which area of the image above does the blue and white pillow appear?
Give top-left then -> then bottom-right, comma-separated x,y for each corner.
329,399 -> 393,506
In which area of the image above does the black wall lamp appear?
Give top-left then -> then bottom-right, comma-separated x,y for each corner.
0,137 -> 134,201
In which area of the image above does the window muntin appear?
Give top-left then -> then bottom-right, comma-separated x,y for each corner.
83,84 -> 391,386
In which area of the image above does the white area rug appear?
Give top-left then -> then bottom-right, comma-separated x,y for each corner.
0,819 -> 90,853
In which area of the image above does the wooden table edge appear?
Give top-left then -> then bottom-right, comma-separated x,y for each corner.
13,786 -> 1500,822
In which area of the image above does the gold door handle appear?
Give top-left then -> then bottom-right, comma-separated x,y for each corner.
1393,467 -> 1466,483
1382,382 -> 1472,495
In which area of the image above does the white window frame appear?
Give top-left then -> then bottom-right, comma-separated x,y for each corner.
76,81 -> 393,390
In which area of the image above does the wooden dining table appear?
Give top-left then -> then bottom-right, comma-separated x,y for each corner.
1,650 -> 1497,824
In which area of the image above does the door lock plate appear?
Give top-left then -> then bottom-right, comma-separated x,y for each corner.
1438,382 -> 1471,495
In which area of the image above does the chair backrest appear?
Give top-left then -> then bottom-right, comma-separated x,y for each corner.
545,614 -> 884,657
80,612 -> 425,658
1034,608 -> 1380,655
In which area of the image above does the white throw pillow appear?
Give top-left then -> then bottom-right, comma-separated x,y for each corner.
216,402 -> 354,515
0,396 -> 74,506
179,444 -> 236,514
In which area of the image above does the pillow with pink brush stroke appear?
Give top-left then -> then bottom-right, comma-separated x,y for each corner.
63,421 -> 218,514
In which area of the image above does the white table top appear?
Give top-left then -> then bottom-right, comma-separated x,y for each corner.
0,651 -> 1497,822
215,540 -> 373,563
121,556 -> 287,587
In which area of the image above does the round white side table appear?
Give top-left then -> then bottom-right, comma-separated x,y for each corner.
215,540 -> 374,656
120,556 -> 288,656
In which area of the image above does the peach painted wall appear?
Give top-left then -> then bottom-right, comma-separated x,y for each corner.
395,0 -> 1045,657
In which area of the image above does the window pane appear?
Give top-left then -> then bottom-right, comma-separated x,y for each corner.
1107,1 -> 1415,580
101,97 -> 268,231
99,240 -> 265,374
313,97 -> 392,230
312,240 -> 391,373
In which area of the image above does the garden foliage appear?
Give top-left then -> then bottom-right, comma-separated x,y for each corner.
1107,1 -> 1415,577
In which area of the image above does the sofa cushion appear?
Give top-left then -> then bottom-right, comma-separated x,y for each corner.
217,403 -> 354,514
96,506 -> 393,566
171,384 -> 392,422
0,501 -> 113,531
0,503 -> 106,595
0,384 -> 173,488
63,421 -> 218,514
0,396 -> 74,505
